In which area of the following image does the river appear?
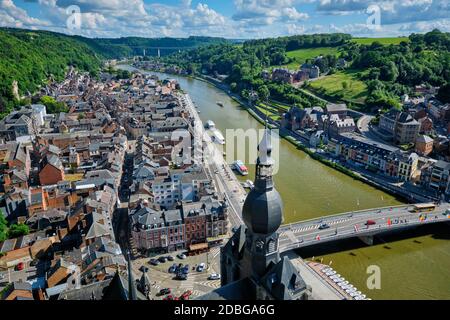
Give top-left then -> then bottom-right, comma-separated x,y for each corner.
119,65 -> 450,300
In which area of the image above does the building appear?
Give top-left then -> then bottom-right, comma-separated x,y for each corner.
398,153 -> 419,182
420,160 -> 450,196
379,110 -> 420,145
415,135 -> 434,156
198,130 -> 311,300
39,154 -> 65,186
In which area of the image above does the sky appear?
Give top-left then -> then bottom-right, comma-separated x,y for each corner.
0,0 -> 449,39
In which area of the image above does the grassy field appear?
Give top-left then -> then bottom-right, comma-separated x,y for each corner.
352,37 -> 409,45
274,47 -> 340,70
307,69 -> 368,105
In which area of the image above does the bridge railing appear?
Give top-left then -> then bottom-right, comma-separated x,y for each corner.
280,215 -> 449,251
280,204 -> 412,231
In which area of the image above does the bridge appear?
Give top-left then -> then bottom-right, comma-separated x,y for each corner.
277,203 -> 450,253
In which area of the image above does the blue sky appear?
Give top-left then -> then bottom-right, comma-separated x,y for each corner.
1,0 -> 449,38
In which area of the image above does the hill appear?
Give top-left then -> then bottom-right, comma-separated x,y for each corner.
0,28 -> 102,117
0,28 -> 230,117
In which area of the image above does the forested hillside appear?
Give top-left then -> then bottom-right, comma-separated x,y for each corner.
162,30 -> 450,111
0,28 -> 102,117
0,28 -> 228,118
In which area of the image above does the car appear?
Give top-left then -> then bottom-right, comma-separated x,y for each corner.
158,256 -> 168,263
231,227 -> 238,233
163,294 -> 174,300
182,265 -> 190,274
149,259 -> 160,266
208,273 -> 221,280
15,262 -> 24,271
180,290 -> 192,300
167,255 -> 174,262
139,265 -> 149,273
168,264 -> 177,273
197,263 -> 206,272
365,220 -> 376,226
158,288 -> 171,296
318,223 -> 330,230
176,272 -> 188,280
177,253 -> 187,260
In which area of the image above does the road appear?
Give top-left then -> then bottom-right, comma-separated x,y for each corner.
179,93 -> 246,230
278,203 -> 450,252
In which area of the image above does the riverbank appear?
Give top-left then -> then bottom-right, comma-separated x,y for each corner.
169,71 -> 420,203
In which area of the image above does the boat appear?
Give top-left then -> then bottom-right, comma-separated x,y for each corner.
211,129 -> 225,145
205,120 -> 215,129
216,101 -> 224,107
233,160 -> 249,176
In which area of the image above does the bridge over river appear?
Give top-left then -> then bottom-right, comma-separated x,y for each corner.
278,203 -> 450,253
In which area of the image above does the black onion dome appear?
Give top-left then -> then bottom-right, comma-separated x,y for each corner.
242,186 -> 283,235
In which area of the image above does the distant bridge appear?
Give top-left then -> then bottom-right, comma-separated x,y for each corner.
278,204 -> 450,252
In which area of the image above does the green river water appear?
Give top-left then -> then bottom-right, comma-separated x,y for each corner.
120,65 -> 450,300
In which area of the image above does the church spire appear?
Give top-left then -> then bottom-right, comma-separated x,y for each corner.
254,129 -> 275,192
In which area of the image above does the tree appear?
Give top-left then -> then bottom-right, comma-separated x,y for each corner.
437,83 -> 450,103
342,81 -> 348,90
0,212 -> 7,242
7,223 -> 30,239
40,96 -> 68,114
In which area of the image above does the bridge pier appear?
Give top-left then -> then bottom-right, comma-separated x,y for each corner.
358,235 -> 374,246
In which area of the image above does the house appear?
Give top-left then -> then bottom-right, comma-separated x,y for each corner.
398,153 -> 419,182
325,103 -> 347,118
281,106 -> 323,131
420,160 -> 450,196
379,110 -> 420,145
1,281 -> 34,300
327,115 -> 355,138
300,63 -> 320,79
415,135 -> 434,156
39,154 -> 65,185
417,116 -> 433,135
271,68 -> 294,84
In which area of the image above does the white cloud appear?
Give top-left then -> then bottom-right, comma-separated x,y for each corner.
0,0 -> 51,28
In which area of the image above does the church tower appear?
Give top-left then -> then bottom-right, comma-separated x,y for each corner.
241,129 -> 283,279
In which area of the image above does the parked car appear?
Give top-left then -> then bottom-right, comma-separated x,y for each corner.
158,256 -> 168,263
365,220 -> 376,226
15,262 -> 24,271
168,264 -> 177,273
182,265 -> 190,274
180,290 -> 192,300
149,259 -> 160,266
176,272 -> 188,280
197,263 -> 206,272
177,253 -> 187,260
231,227 -> 238,233
318,223 -> 330,230
158,288 -> 171,296
208,273 -> 221,280
163,294 -> 174,300
167,255 -> 174,262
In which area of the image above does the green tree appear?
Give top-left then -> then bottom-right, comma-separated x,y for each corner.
0,212 -> 7,242
437,83 -> 450,103
40,96 -> 68,114
7,223 -> 30,239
